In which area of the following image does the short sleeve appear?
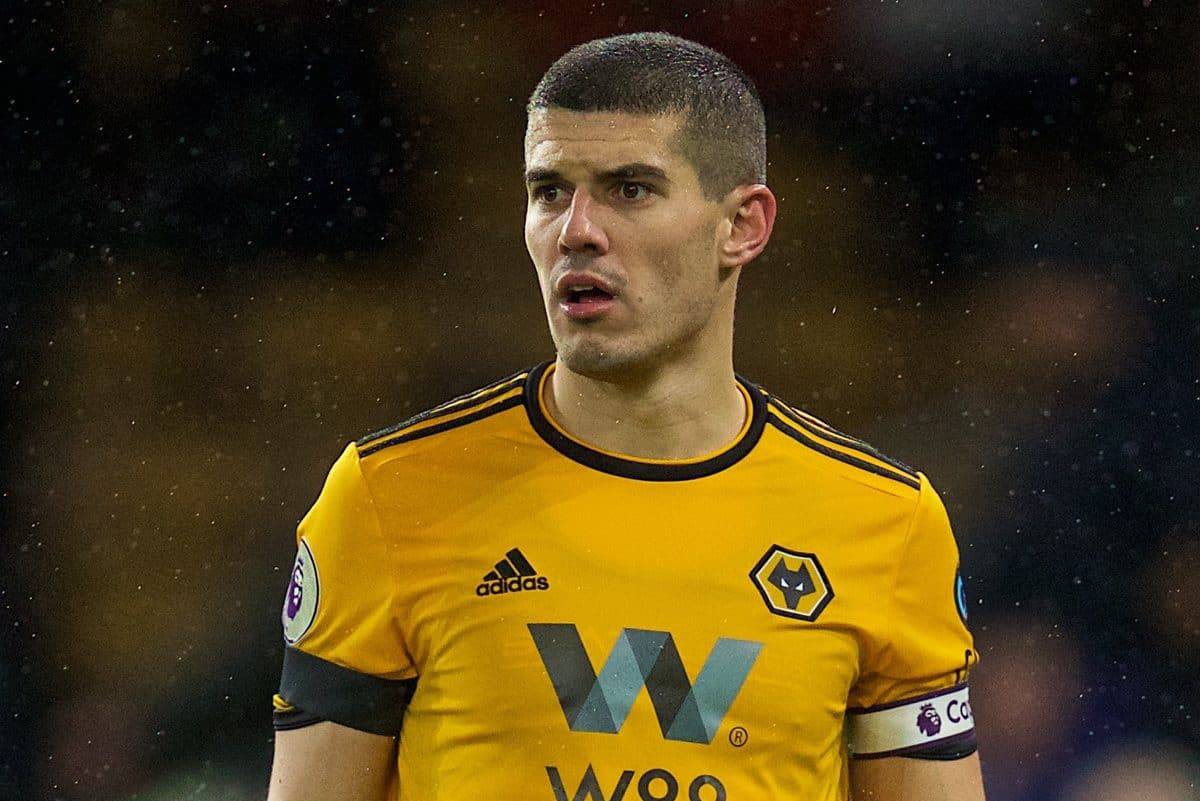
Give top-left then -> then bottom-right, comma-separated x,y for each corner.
846,473 -> 979,759
274,442 -> 417,736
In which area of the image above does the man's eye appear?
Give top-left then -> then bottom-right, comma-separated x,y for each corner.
620,182 -> 650,201
533,186 -> 563,203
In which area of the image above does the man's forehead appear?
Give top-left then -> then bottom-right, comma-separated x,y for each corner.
524,108 -> 685,170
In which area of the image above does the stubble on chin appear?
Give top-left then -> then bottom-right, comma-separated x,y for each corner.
556,333 -> 630,378
553,296 -> 710,381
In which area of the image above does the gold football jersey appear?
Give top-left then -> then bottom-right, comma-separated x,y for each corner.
275,360 -> 978,800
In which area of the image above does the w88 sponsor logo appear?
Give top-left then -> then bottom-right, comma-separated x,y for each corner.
547,765 -> 726,801
527,624 -> 762,745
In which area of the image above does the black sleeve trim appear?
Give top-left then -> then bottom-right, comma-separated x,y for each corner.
273,705 -> 328,731
903,735 -> 979,761
278,646 -> 417,736
851,730 -> 978,761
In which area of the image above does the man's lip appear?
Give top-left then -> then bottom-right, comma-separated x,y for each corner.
558,294 -> 618,320
554,272 -> 619,298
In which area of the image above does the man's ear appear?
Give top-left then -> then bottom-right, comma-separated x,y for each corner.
718,185 -> 777,269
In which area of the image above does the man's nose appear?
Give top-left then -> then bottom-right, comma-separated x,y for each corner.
558,189 -> 609,255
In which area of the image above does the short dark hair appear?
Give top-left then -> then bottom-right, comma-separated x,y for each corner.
527,32 -> 766,201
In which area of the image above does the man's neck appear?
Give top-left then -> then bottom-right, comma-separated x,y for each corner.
543,356 -> 747,461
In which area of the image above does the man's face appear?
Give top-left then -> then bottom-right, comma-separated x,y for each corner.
524,108 -> 734,378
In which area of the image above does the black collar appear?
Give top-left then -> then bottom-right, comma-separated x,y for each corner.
522,359 -> 767,482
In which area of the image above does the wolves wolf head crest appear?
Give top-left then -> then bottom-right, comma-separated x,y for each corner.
767,558 -> 815,610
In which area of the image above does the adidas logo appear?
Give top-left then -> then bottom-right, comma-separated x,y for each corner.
475,548 -> 551,597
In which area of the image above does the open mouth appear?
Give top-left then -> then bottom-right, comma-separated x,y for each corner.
560,285 -> 617,320
566,287 -> 614,304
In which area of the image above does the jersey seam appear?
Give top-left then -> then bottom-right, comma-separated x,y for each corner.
767,396 -> 919,480
765,411 -> 920,493
875,472 -> 927,686
357,391 -> 524,459
357,373 -> 528,453
350,444 -> 419,680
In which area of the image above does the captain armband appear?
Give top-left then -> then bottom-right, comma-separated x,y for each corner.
847,684 -> 977,760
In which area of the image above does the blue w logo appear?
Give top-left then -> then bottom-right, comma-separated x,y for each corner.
528,624 -> 762,745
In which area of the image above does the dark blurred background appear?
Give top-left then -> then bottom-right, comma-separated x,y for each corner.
3,1 -> 1198,799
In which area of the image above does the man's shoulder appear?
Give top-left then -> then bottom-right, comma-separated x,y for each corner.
354,365 -> 533,461
752,382 -> 924,498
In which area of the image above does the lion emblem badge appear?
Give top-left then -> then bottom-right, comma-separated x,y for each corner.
916,703 -> 942,737
282,538 -> 319,644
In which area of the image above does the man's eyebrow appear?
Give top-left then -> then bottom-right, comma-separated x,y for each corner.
524,167 -> 561,185
599,163 -> 670,183
523,163 -> 671,185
